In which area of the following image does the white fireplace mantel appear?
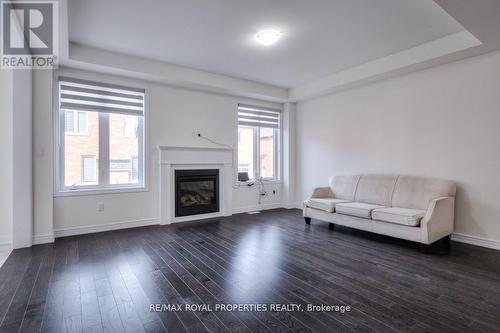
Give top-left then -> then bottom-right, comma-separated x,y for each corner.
158,145 -> 233,224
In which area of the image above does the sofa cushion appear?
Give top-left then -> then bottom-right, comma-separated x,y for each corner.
354,174 -> 398,206
336,202 -> 386,218
372,207 -> 426,227
329,175 -> 361,200
392,175 -> 456,210
305,198 -> 350,212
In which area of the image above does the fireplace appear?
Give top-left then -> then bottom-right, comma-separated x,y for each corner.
158,146 -> 232,224
175,169 -> 219,217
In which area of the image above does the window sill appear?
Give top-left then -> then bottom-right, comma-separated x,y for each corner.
235,180 -> 282,186
54,186 -> 148,197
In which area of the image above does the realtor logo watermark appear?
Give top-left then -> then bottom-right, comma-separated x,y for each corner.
1,0 -> 58,69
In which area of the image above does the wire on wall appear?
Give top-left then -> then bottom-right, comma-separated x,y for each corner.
196,133 -> 231,150
195,133 -> 241,189
195,133 -> 270,204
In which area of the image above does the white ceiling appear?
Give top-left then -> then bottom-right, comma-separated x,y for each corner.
68,0 -> 464,88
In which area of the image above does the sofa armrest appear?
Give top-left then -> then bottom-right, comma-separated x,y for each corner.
303,186 -> 333,213
310,186 -> 333,199
420,196 -> 455,244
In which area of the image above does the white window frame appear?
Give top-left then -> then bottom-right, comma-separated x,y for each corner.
54,72 -> 148,196
237,125 -> 281,182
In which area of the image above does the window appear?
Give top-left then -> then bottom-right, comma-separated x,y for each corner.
237,104 -> 281,181
65,111 -> 88,134
56,76 -> 146,193
81,156 -> 97,183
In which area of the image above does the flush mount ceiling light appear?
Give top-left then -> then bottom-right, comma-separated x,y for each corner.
255,30 -> 282,46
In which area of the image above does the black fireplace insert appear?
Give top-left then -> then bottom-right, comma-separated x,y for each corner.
175,169 -> 219,217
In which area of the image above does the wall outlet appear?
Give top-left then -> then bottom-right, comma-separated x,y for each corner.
98,203 -> 105,212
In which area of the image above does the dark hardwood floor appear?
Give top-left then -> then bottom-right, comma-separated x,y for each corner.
1,209 -> 500,333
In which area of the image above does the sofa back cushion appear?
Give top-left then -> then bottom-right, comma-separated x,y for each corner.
354,174 -> 398,206
392,175 -> 456,210
329,175 -> 360,200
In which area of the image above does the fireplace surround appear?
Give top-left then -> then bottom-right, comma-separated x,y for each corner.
158,146 -> 233,224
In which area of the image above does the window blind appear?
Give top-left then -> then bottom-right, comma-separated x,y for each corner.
238,104 -> 281,129
59,76 -> 145,116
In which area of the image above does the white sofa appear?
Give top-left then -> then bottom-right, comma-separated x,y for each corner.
303,174 -> 456,250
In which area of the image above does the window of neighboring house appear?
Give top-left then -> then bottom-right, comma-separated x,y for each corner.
123,115 -> 138,137
65,110 -> 88,134
56,76 -> 146,193
237,104 -> 281,181
81,156 -> 97,183
109,157 -> 139,185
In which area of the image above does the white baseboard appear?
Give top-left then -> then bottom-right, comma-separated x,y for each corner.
54,218 -> 160,238
0,239 -> 12,268
280,209 -> 500,251
232,203 -> 284,214
33,234 -> 55,245
0,252 -> 10,268
54,205 -> 289,237
282,203 -> 302,210
42,211 -> 500,252
451,232 -> 500,251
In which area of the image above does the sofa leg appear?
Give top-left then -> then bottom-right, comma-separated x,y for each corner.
304,217 -> 311,225
420,244 -> 430,254
328,223 -> 335,230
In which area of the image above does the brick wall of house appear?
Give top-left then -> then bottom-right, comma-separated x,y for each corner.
64,111 -> 138,187
64,111 -> 99,186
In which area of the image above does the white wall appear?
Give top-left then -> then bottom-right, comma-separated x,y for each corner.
0,68 -> 32,250
33,68 -> 285,236
282,103 -> 296,208
295,50 -> 500,242
33,70 -> 55,243
0,9 -> 35,250
0,69 -> 14,253
12,69 -> 33,248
